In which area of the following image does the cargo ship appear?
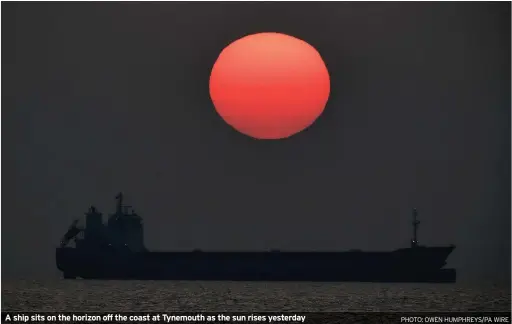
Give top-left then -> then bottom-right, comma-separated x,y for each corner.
56,193 -> 456,282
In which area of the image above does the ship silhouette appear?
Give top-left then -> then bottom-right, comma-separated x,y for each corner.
56,193 -> 456,282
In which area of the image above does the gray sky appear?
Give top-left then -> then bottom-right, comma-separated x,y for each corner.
2,2 -> 510,283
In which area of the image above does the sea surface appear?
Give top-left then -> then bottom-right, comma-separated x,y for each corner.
2,279 -> 510,312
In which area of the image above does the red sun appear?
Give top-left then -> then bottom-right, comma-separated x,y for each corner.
209,32 -> 330,140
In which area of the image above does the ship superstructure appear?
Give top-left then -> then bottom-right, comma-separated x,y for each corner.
60,193 -> 145,252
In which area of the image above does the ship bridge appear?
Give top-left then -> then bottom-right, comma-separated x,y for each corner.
107,192 -> 145,252
59,192 -> 146,252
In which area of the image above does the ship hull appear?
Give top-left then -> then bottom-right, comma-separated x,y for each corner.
56,246 -> 456,283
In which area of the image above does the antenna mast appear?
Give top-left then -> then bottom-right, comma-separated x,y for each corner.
411,208 -> 420,248
116,192 -> 124,214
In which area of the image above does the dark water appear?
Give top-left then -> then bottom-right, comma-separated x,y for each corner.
2,280 -> 510,312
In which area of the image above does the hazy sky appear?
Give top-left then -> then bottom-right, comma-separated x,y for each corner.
2,2 -> 510,282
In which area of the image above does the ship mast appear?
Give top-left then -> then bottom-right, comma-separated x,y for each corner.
411,208 -> 420,248
116,192 -> 124,214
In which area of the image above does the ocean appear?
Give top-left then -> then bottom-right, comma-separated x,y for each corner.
1,280 -> 510,312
